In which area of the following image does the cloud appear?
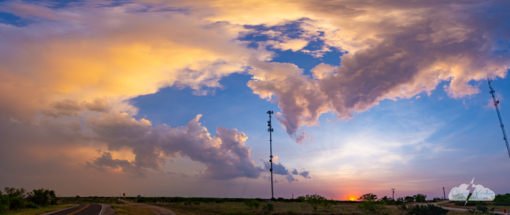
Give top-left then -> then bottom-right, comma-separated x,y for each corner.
286,174 -> 298,183
263,160 -> 289,175
86,152 -> 145,177
484,93 -> 503,109
245,1 -> 510,140
291,168 -> 311,179
292,169 -> 299,175
84,113 -> 263,179
0,1 -> 271,121
299,171 -> 311,179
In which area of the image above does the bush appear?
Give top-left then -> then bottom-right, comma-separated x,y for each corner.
468,202 -> 494,214
244,199 -> 260,209
413,194 -> 427,203
395,197 -> 404,205
262,203 -> 274,211
358,200 -> 388,214
407,204 -> 448,215
0,191 -> 9,213
454,201 -> 486,206
305,194 -> 326,212
27,202 -> 38,209
493,194 -> 510,206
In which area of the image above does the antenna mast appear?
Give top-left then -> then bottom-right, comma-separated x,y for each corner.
267,110 -> 275,200
488,79 -> 510,159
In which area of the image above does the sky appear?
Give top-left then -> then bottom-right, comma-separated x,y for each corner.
0,0 -> 510,200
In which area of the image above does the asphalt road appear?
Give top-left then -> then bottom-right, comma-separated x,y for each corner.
46,204 -> 103,215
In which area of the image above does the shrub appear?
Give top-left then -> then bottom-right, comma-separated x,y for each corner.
413,194 -> 427,203
407,204 -> 448,215
453,201 -> 486,206
493,194 -> 510,206
305,194 -> 326,212
0,191 -> 9,213
27,202 -> 38,209
262,203 -> 274,211
395,197 -> 404,205
244,199 -> 260,209
358,200 -> 388,215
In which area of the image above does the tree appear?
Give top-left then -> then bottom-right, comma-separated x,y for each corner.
493,194 -> 510,206
359,193 -> 378,201
405,196 -> 415,203
28,189 -> 57,206
0,191 -> 9,213
305,194 -> 326,212
4,187 -> 26,210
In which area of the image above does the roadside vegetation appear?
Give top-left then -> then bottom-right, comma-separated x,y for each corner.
120,193 -> 472,215
0,187 -> 66,214
2,187 -> 509,214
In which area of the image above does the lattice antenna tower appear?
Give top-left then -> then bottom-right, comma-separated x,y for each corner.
488,78 -> 510,159
267,110 -> 275,200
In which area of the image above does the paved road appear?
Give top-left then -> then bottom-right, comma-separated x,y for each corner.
44,204 -> 104,215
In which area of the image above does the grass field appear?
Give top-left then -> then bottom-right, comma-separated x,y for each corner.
145,201 -> 474,215
2,204 -> 74,215
112,203 -> 155,215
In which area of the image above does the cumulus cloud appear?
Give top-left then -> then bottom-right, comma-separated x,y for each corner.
0,0 -> 270,121
0,0 -> 509,190
286,174 -> 298,183
291,169 -> 311,179
245,1 -> 510,141
292,169 -> 299,175
299,171 -> 311,179
84,113 -> 263,179
263,159 -> 289,175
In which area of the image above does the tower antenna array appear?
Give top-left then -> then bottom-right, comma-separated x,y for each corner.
267,110 -> 275,200
488,78 -> 510,159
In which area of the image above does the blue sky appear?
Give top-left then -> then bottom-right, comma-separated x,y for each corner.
0,0 -> 509,200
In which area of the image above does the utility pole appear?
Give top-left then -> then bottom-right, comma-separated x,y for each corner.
392,188 -> 395,200
267,110 -> 275,200
488,79 -> 510,159
443,187 -> 446,199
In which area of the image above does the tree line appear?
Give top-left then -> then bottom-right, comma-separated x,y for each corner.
0,187 -> 57,213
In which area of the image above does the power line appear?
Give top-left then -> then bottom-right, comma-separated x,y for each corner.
267,110 -> 275,200
487,78 -> 510,159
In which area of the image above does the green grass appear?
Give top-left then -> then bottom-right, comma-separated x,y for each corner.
139,201 -> 477,215
148,201 -> 400,215
112,204 -> 155,215
2,204 -> 74,215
